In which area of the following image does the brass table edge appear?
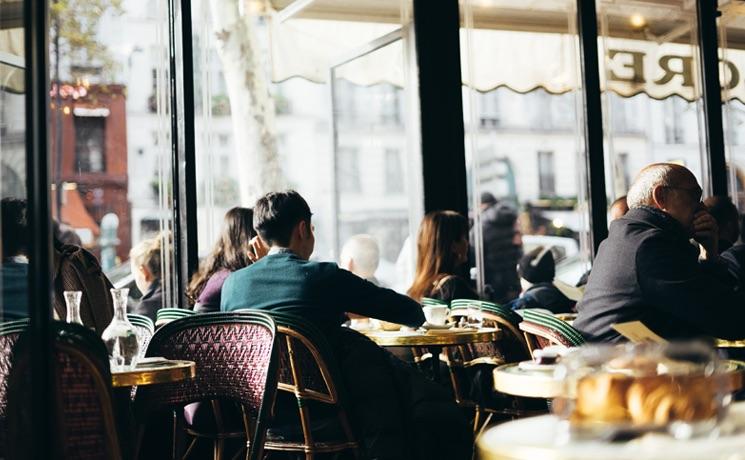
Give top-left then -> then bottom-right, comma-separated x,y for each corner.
363,328 -> 501,347
111,360 -> 196,387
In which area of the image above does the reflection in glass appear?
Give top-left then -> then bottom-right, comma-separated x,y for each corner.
461,0 -> 590,299
47,0 -> 178,313
193,0 -> 418,291
598,0 -> 707,201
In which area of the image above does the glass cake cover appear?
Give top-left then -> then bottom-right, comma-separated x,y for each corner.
552,341 -> 730,440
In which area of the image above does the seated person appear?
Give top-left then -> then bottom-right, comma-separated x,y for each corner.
53,236 -> 115,334
408,210 -> 478,304
129,233 -> 166,321
221,191 -> 471,460
340,234 -> 382,286
1,198 -> 114,331
576,195 -> 628,287
187,207 -> 263,313
574,163 -> 745,342
507,246 -> 575,314
1,198 -> 29,320
704,195 -> 740,252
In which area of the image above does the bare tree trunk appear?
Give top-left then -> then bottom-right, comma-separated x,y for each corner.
208,0 -> 285,204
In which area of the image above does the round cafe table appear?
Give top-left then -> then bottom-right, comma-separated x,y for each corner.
493,359 -> 745,399
363,327 -> 501,382
111,359 -> 196,387
477,401 -> 745,460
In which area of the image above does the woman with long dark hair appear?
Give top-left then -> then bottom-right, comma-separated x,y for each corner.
187,207 -> 263,312
408,210 -> 478,303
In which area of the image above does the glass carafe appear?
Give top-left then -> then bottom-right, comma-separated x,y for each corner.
63,290 -> 83,326
101,288 -> 140,371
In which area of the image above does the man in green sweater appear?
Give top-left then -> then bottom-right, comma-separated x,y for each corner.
221,190 -> 471,460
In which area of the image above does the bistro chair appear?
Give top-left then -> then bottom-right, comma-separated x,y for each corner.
518,309 -> 586,352
133,311 -> 278,460
127,313 -> 155,357
0,318 -> 29,455
155,308 -> 196,328
7,321 -> 123,460
447,301 -> 535,431
258,311 -> 361,459
421,297 -> 448,307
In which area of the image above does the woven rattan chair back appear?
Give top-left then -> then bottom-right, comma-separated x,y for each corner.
126,314 -> 154,358
134,312 -> 278,460
7,321 -> 122,460
0,319 -> 28,455
261,311 -> 360,459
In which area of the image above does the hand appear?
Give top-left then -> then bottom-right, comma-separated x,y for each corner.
247,236 -> 269,263
692,209 -> 719,259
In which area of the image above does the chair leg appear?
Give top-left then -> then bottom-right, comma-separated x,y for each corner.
181,437 -> 198,459
214,439 -> 225,460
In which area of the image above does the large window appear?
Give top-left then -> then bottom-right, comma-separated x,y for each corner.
48,0 -> 178,307
193,0 -> 419,291
598,0 -> 708,203
461,0 -> 591,297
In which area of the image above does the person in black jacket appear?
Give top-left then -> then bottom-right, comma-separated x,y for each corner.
479,192 -> 522,303
507,246 -> 575,314
574,163 -> 745,343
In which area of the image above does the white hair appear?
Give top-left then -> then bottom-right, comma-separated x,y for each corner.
626,163 -> 682,209
340,234 -> 380,278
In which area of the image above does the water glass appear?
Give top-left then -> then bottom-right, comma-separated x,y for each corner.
63,290 -> 83,326
467,301 -> 483,329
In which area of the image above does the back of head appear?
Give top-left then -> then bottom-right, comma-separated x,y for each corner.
518,246 -> 555,284
253,190 -> 311,247
340,234 -> 380,278
220,207 -> 255,270
130,232 -> 167,279
626,163 -> 693,209
1,198 -> 28,258
408,210 -> 468,299
480,191 -> 497,208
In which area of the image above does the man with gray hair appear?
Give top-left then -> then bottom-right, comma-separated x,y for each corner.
340,234 -> 382,285
575,163 -> 745,342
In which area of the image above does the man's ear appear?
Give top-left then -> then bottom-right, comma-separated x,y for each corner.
651,185 -> 667,209
298,220 -> 310,239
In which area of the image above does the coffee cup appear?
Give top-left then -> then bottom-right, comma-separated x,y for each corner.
422,305 -> 448,326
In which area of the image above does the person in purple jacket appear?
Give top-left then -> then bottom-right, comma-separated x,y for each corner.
186,207 -> 266,312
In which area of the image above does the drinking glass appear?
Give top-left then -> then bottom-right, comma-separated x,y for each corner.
63,290 -> 83,326
467,301 -> 483,329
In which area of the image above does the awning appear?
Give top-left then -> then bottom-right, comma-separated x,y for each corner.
268,0 -> 745,103
0,28 -> 24,94
270,19 -> 745,103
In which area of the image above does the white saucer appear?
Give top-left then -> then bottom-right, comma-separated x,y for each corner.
421,322 -> 452,330
518,360 -> 558,372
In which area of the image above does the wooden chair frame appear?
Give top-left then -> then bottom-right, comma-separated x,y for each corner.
263,323 -> 361,459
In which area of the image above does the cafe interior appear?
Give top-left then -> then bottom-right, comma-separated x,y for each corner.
6,0 -> 745,458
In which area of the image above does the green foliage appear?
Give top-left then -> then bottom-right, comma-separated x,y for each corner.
50,0 -> 125,81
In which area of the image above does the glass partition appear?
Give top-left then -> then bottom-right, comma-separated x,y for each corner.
720,0 -> 745,231
47,0 -> 178,310
192,0 -> 418,292
1,0 -> 28,318
461,0 -> 591,298
597,0 -> 708,202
